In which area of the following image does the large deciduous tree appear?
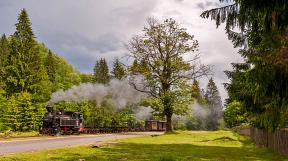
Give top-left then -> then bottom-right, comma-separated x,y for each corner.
128,18 -> 210,132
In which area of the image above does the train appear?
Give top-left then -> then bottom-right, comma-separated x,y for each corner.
40,106 -> 166,135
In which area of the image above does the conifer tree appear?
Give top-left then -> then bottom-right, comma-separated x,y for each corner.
93,58 -> 110,84
111,58 -> 126,80
191,79 -> 206,104
205,78 -> 222,130
4,95 -> 21,131
45,50 -> 58,82
0,34 -> 9,89
202,0 -> 288,130
0,34 -> 9,68
3,9 -> 49,96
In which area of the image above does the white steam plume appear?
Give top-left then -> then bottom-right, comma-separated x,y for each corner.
190,101 -> 210,119
47,79 -> 147,109
133,106 -> 153,120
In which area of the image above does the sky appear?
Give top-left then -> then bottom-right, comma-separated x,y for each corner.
0,0 -> 243,103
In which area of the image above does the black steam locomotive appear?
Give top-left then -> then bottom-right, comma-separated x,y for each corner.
40,106 -> 84,135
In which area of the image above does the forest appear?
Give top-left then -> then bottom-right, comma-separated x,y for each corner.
0,9 -> 223,133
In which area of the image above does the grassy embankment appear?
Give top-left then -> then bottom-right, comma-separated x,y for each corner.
0,131 -> 40,140
1,131 -> 287,161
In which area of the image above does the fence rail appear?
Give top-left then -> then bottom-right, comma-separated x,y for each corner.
234,126 -> 288,156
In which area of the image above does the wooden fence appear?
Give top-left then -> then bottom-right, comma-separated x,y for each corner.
234,126 -> 288,156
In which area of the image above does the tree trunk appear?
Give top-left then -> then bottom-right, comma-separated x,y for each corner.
166,114 -> 173,132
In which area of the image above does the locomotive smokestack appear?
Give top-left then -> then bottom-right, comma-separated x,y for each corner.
46,105 -> 53,113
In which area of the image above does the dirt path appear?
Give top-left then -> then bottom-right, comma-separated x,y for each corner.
0,132 -> 163,155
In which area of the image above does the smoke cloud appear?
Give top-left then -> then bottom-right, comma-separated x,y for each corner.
47,79 -> 147,109
133,106 -> 153,120
190,101 -> 210,120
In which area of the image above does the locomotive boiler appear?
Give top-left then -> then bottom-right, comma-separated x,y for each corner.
40,106 -> 84,135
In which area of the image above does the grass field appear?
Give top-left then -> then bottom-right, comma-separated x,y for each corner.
1,131 -> 287,161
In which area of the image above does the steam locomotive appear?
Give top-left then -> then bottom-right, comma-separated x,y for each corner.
40,106 -> 85,135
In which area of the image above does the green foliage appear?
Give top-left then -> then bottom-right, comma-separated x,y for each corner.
224,100 -> 249,128
0,9 -> 81,132
80,73 -> 94,83
0,90 -> 7,131
111,58 -> 126,80
93,58 -> 110,84
45,50 -> 57,82
128,18 -> 209,131
3,92 -> 45,132
0,35 -> 9,90
204,1 -> 288,130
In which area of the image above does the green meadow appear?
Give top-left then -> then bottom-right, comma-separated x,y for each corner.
1,131 -> 287,161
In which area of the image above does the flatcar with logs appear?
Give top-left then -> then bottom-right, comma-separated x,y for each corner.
40,106 -> 166,135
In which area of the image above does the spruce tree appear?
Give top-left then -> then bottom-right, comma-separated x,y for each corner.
4,9 -> 49,96
93,58 -> 110,84
0,34 -> 9,68
0,34 -> 9,89
205,78 -> 222,130
191,79 -> 206,104
111,58 -> 126,80
45,50 -> 58,82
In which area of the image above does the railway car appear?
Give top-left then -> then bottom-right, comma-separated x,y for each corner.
145,120 -> 166,131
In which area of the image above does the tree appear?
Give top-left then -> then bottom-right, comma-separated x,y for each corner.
111,58 -> 126,80
45,50 -> 57,82
205,78 -> 223,130
202,1 -> 288,130
80,73 -> 94,83
191,79 -> 206,104
0,34 -> 9,89
0,34 -> 9,68
93,58 -> 110,84
128,18 -> 210,132
224,100 -> 249,128
3,9 -> 49,97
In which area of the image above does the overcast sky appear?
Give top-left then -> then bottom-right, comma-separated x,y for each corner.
0,0 -> 243,103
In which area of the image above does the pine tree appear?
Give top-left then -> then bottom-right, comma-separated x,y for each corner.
93,58 -> 110,84
111,58 -> 126,80
205,78 -> 223,130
